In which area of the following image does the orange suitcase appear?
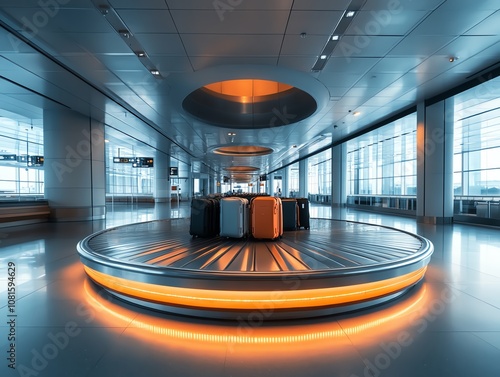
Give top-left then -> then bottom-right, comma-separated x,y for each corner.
251,197 -> 283,240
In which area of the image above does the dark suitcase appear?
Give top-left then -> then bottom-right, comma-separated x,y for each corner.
296,198 -> 310,230
190,198 -> 218,237
281,198 -> 299,231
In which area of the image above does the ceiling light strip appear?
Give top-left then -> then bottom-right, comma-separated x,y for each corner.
312,0 -> 367,71
91,0 -> 162,78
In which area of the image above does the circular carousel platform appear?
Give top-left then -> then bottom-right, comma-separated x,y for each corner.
77,218 -> 433,319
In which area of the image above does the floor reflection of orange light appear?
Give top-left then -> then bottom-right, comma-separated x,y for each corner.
82,277 -> 431,349
83,265 -> 427,310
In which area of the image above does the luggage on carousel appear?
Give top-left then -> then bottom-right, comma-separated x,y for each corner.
281,198 -> 299,231
251,196 -> 283,240
296,198 -> 310,230
189,198 -> 219,237
220,197 -> 249,238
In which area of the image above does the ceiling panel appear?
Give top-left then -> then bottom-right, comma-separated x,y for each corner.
134,33 -> 186,55
361,0 -> 444,11
436,35 -> 500,61
411,9 -> 494,36
148,56 -> 193,72
436,0 -> 500,11
280,34 -> 329,55
323,57 -> 379,74
110,0 -> 169,9
292,0 -> 350,10
277,56 -> 318,71
332,36 -> 402,58
355,73 -> 403,88
465,10 -> 500,36
116,10 -> 177,33
321,73 -> 361,87
1,8 -> 109,33
369,57 -> 422,73
388,35 -> 454,56
286,11 -> 344,35
166,0 -> 294,10
345,10 -> 428,36
95,54 -> 146,71
0,0 -> 91,8
180,34 -> 283,56
171,10 -> 289,34
190,56 -> 278,71
65,33 -> 131,54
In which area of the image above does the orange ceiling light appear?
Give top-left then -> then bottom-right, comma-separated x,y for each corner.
213,145 -> 273,156
204,79 -> 294,103
83,265 -> 427,312
224,166 -> 259,172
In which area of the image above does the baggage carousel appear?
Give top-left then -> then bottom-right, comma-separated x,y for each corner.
77,218 -> 433,319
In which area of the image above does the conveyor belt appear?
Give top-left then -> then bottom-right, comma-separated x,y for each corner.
77,218 -> 433,319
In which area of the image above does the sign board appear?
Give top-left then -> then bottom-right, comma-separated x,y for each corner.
259,174 -> 267,181
274,175 -> 282,180
113,157 -> 133,163
0,154 -> 17,161
170,167 -> 178,176
28,156 -> 44,167
133,157 -> 154,168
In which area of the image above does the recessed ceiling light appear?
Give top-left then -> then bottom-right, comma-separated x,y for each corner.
150,69 -> 160,76
346,11 -> 355,18
331,35 -> 340,41
353,111 -> 361,116
104,139 -> 110,143
99,5 -> 109,15
136,51 -> 146,57
119,29 -> 130,38
320,54 -> 328,60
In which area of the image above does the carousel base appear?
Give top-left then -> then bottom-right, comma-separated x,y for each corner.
77,218 -> 433,320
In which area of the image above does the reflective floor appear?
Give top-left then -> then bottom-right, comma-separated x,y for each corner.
1,202 -> 500,377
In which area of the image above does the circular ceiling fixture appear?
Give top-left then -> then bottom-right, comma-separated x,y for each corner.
231,174 -> 254,182
213,145 -> 273,157
224,166 -> 259,173
182,79 -> 317,129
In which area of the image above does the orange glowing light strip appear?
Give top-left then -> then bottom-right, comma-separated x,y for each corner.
83,278 -> 428,345
83,266 -> 427,311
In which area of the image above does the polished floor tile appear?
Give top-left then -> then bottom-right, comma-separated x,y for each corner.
1,203 -> 500,376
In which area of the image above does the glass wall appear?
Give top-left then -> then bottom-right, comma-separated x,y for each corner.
288,162 -> 299,197
0,117 -> 44,200
453,77 -> 500,220
454,98 -> 500,197
105,130 -> 154,198
346,113 -> 417,196
308,149 -> 332,196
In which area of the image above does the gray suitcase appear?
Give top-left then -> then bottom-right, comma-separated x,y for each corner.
220,197 -> 249,238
